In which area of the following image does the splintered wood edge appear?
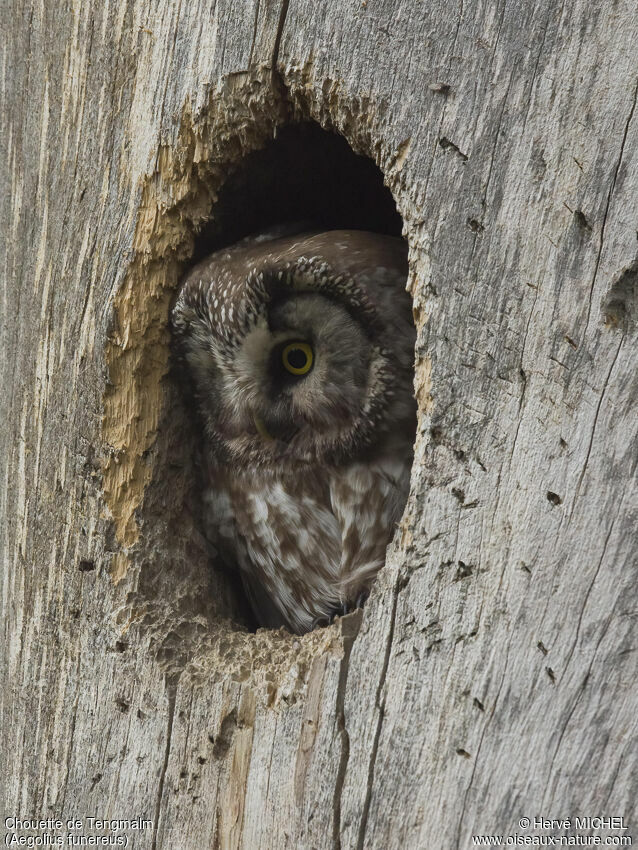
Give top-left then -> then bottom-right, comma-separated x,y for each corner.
100,75 -> 289,585
101,102 -> 215,583
102,183 -> 191,578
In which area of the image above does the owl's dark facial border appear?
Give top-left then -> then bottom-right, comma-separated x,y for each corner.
264,271 -> 382,342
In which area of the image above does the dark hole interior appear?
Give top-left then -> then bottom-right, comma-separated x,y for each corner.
192,122 -> 403,260
185,122 -> 407,634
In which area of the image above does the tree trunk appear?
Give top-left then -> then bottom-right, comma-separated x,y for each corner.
2,2 -> 637,849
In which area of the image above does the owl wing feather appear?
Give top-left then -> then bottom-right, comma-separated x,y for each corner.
201,468 -> 291,630
224,467 -> 347,633
329,456 -> 412,600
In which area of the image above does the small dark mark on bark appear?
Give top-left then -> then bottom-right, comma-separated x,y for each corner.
455,629 -> 478,645
198,756 -> 207,764
90,774 -> 103,790
537,641 -> 548,655
546,667 -> 556,683
78,559 -> 95,572
559,437 -> 568,449
455,560 -> 473,580
115,697 -> 130,713
473,697 -> 485,711
564,335 -> 578,348
547,491 -> 562,506
452,487 -> 465,503
430,425 -> 444,444
114,640 -> 128,653
429,82 -> 451,94
573,157 -> 584,171
520,562 -> 532,574
210,709 -> 238,759
438,137 -> 468,161
467,217 -> 484,232
574,209 -> 592,231
456,748 -> 472,758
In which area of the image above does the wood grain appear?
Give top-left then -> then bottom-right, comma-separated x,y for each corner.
2,1 -> 637,848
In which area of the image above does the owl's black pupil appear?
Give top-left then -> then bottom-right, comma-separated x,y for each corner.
287,348 -> 308,369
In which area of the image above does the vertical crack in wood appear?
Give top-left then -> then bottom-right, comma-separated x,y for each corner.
272,0 -> 290,74
57,651 -> 82,815
355,587 -> 400,850
331,613 -> 362,850
454,635 -> 513,850
519,4 -> 553,137
560,508 -> 621,676
151,681 -> 179,850
569,334 -> 624,512
248,0 -> 261,66
585,76 -> 638,331
539,606 -> 616,813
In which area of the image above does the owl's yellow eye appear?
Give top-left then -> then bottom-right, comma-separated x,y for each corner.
281,341 -> 313,376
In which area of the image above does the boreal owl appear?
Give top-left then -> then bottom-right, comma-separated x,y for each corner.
172,228 -> 416,634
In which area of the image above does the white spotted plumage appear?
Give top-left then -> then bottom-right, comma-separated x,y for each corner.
173,229 -> 416,634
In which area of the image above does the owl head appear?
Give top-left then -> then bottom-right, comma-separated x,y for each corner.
172,230 -> 415,469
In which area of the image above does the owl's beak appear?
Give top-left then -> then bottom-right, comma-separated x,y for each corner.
253,414 -> 274,441
253,413 -> 299,444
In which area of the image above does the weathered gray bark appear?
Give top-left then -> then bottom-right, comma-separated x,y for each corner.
2,1 -> 637,849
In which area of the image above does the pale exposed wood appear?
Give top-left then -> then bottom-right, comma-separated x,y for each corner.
2,1 -> 637,849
